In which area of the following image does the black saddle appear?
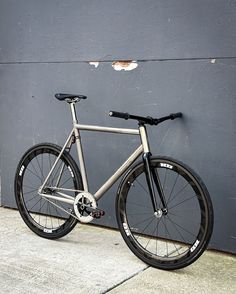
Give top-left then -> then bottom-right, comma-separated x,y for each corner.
55,93 -> 87,102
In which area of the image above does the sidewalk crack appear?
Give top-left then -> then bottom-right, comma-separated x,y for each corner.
103,266 -> 149,293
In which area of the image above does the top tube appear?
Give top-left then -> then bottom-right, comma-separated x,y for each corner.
74,124 -> 139,135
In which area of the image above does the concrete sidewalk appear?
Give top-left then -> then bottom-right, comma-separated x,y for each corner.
0,207 -> 235,294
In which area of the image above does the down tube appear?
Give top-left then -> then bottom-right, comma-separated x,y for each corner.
94,145 -> 143,201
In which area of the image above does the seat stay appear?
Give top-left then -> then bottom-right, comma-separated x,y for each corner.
39,129 -> 75,193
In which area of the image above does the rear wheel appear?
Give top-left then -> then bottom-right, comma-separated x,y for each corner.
116,156 -> 213,270
15,143 -> 82,239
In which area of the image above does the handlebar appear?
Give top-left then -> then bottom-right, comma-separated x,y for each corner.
109,111 -> 130,120
109,111 -> 183,125
169,112 -> 183,120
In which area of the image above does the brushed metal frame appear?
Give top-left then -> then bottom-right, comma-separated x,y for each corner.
39,102 -> 149,203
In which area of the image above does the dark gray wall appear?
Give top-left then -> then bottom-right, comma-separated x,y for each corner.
0,0 -> 235,253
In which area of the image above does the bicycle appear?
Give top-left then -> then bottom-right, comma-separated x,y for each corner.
15,93 -> 214,270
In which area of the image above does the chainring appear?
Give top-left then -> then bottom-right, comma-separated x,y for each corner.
73,192 -> 97,223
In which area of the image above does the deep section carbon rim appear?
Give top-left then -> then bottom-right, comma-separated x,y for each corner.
117,157 -> 213,269
15,144 -> 82,238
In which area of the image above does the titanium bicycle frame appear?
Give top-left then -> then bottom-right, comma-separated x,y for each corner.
38,102 -> 160,211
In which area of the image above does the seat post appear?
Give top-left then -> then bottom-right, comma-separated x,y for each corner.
70,102 -> 78,125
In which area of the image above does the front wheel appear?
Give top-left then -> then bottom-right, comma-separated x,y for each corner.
116,156 -> 214,270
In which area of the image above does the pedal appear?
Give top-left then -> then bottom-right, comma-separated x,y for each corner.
91,209 -> 105,219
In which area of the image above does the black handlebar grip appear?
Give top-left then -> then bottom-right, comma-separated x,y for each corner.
170,112 -> 183,120
109,111 -> 130,120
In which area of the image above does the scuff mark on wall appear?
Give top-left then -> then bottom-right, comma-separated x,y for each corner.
89,61 -> 99,68
112,60 -> 138,71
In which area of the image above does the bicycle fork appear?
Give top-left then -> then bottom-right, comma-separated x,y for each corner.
139,124 -> 167,216
143,152 -> 168,216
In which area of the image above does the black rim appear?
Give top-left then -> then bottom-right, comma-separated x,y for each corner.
118,158 -> 210,266
16,147 -> 78,234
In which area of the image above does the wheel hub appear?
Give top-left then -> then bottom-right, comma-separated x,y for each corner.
154,209 -> 163,218
42,187 -> 55,194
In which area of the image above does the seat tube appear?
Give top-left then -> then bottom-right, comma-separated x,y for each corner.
70,102 -> 89,192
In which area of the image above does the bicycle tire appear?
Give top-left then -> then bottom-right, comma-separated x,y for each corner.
116,156 -> 213,270
15,143 -> 83,239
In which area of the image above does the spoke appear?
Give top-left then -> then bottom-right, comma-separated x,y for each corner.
38,198 -> 43,224
166,216 -> 197,238
25,194 -> 39,204
161,218 -> 169,256
135,178 -> 149,195
48,203 -> 53,229
53,204 -> 61,226
30,160 -> 40,179
23,188 -> 39,195
59,176 -> 72,188
168,211 -> 201,225
26,168 -> 43,182
35,155 -> 44,183
131,215 -> 154,228
55,164 -> 66,187
48,153 -> 53,185
41,153 -> 44,179
166,214 -> 190,245
161,217 -> 182,257
169,195 -> 197,210
51,162 -> 64,186
23,184 -> 39,190
127,212 -> 153,216
53,202 -> 65,221
42,197 -> 74,220
57,200 -> 71,213
39,199 -> 47,216
41,197 -> 70,221
46,202 -> 49,227
168,182 -> 191,205
136,217 -> 155,240
144,220 -> 160,250
126,201 -> 152,210
23,176 -> 41,190
155,219 -> 161,255
169,208 -> 200,213
162,168 -> 167,193
27,197 -> 42,212
49,153 -> 52,170
166,173 -> 179,204
31,212 -> 38,223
